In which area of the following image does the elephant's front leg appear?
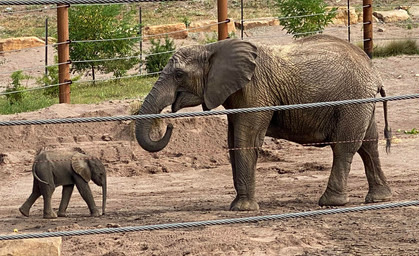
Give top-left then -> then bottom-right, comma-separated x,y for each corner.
228,114 -> 270,211
74,176 -> 100,217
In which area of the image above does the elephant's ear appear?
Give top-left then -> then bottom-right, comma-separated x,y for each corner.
71,152 -> 91,183
204,39 -> 258,110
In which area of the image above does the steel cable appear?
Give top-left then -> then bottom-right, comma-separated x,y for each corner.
0,94 -> 418,127
0,200 -> 418,240
0,0 -> 186,5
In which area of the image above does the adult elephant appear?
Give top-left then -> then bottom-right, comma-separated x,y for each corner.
135,35 -> 392,211
19,150 -> 107,219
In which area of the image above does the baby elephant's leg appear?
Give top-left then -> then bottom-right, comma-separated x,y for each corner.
19,180 -> 41,217
58,185 -> 74,217
42,185 -> 57,219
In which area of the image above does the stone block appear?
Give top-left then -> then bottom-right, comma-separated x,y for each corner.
0,37 -> 45,52
373,10 -> 410,23
0,237 -> 62,256
189,19 -> 236,34
235,18 -> 280,30
143,23 -> 188,40
330,6 -> 359,25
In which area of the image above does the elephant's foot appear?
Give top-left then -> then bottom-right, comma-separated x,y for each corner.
43,211 -> 57,219
365,185 -> 392,203
90,209 -> 101,217
230,197 -> 259,211
318,189 -> 349,206
57,211 -> 67,217
19,206 -> 30,217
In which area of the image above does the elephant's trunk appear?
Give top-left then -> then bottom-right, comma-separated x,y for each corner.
135,85 -> 175,152
102,177 -> 107,215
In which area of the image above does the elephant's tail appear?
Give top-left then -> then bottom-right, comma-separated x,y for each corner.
380,87 -> 392,153
32,163 -> 49,185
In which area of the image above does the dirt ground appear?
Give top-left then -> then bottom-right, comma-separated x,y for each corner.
0,22 -> 419,255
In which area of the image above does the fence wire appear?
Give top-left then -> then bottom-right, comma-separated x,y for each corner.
1,200 -> 418,241
0,0 -> 186,5
0,94 -> 418,127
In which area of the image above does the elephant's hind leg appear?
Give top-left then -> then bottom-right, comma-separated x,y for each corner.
319,142 -> 361,206
42,185 -> 57,219
19,180 -> 41,217
358,121 -> 392,203
58,184 -> 74,217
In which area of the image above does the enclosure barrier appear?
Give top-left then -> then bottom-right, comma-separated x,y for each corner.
1,200 -> 419,240
1,0 -> 418,247
1,94 -> 418,127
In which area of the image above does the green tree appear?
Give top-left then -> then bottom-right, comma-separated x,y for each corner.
277,0 -> 336,38
69,5 -> 140,80
145,37 -> 175,74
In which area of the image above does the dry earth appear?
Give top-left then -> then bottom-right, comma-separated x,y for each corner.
0,22 -> 419,255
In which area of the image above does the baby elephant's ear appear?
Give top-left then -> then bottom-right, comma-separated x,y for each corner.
71,152 -> 91,183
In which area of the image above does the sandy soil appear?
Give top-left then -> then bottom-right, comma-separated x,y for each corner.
0,22 -> 418,255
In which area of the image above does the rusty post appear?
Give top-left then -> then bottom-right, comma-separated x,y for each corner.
363,0 -> 373,58
57,4 -> 71,104
217,0 -> 228,41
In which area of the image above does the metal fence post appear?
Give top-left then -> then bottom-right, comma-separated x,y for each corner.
217,0 -> 228,41
363,0 -> 373,58
57,4 -> 71,104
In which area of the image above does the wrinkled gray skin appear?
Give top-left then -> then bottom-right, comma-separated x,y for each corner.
19,150 -> 107,219
135,35 -> 392,211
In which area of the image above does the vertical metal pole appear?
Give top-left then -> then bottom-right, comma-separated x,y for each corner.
240,0 -> 243,39
363,0 -> 373,58
347,0 -> 351,42
45,18 -> 48,77
57,4 -> 71,104
139,6 -> 143,74
217,0 -> 228,41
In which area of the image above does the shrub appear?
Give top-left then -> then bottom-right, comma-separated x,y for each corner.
277,0 -> 336,38
5,71 -> 31,104
145,37 -> 175,74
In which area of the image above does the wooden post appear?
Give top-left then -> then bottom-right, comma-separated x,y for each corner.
363,0 -> 373,58
57,4 -> 71,104
217,0 -> 228,41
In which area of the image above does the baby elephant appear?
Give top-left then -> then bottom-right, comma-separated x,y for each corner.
19,150 -> 107,219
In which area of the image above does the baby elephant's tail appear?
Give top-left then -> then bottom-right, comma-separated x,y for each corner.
380,87 -> 392,153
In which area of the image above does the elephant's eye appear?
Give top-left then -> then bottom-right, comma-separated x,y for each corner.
175,70 -> 184,80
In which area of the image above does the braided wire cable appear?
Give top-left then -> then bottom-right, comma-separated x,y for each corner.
0,0 -> 186,5
1,200 -> 418,240
0,94 -> 418,127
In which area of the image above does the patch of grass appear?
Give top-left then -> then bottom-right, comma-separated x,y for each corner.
373,40 -> 419,58
397,128 -> 419,135
0,91 -> 57,115
356,40 -> 419,58
0,76 -> 156,115
70,76 -> 156,104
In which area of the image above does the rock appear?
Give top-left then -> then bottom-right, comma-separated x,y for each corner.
0,237 -> 62,256
189,19 -> 236,34
330,6 -> 359,25
377,28 -> 385,32
234,18 -> 279,30
0,37 -> 46,52
409,6 -> 419,18
143,23 -> 188,40
373,10 -> 410,23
